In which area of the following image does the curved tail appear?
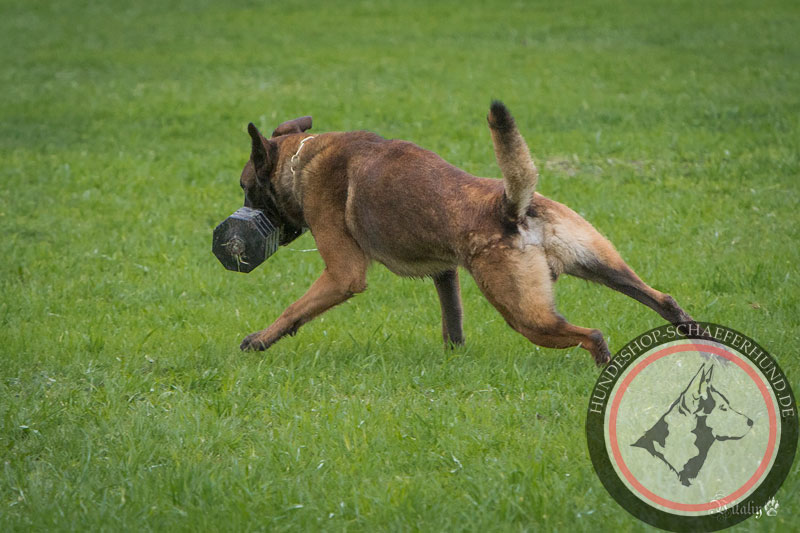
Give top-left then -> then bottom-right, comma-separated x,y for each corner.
487,100 -> 538,223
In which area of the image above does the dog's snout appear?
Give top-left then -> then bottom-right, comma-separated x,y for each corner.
747,418 -> 753,427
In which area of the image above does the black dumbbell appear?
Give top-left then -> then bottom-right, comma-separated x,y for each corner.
212,207 -> 280,273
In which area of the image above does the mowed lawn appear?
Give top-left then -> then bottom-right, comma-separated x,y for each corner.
1,0 -> 798,531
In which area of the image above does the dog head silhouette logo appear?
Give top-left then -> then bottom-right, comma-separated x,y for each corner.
632,363 -> 753,486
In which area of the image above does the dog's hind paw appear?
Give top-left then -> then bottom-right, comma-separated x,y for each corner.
588,329 -> 611,367
594,346 -> 612,367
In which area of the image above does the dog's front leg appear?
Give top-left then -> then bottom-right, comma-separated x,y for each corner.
240,269 -> 364,351
433,269 -> 465,347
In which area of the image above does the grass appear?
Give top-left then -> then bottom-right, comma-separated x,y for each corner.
1,0 -> 799,530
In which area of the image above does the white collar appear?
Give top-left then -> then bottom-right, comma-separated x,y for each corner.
290,136 -> 315,178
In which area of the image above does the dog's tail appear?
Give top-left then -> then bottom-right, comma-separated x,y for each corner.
487,100 -> 538,223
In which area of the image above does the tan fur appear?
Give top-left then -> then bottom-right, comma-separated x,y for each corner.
236,103 -> 694,366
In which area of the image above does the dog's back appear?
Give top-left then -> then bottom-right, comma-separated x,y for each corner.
341,138 -> 506,276
322,110 -> 596,282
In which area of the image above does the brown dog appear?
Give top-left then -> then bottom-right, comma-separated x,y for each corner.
236,101 -> 693,365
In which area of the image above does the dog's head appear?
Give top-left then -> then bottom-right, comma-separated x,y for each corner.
704,385 -> 753,440
240,116 -> 312,244
683,364 -> 753,440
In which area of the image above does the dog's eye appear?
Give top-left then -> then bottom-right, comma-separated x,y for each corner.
720,405 -> 727,411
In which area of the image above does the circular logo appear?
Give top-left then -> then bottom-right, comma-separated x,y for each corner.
586,323 -> 797,531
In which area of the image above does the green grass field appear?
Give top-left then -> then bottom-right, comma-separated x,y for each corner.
2,0 -> 798,530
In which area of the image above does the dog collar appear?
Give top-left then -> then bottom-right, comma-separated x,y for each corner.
290,135 -> 315,178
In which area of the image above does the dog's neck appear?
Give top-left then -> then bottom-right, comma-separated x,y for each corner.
272,134 -> 318,234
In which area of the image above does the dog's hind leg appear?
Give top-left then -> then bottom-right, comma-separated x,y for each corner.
433,269 -> 465,347
469,246 -> 611,365
567,243 -> 694,326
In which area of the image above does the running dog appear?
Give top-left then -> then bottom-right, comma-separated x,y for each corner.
236,101 -> 694,365
632,364 -> 753,486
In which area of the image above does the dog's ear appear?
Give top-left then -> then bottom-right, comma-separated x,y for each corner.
697,366 -> 713,398
248,122 -> 275,183
271,116 -> 313,138
681,364 -> 707,409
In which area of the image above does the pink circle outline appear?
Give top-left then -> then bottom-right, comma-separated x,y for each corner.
608,343 -> 778,513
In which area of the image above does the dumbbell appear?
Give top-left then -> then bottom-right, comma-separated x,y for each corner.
212,207 -> 281,273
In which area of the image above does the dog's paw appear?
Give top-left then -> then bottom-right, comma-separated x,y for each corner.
595,345 -> 612,367
588,330 -> 611,367
240,332 -> 269,351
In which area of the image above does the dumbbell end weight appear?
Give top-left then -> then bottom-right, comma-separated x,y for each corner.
212,207 -> 281,273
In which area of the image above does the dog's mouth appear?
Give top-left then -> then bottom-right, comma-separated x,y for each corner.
278,222 -> 304,245
249,201 -> 304,246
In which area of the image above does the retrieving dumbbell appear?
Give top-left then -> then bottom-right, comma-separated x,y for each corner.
212,207 -> 280,273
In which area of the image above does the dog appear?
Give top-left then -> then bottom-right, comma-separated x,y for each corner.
632,364 -> 753,486
236,101 -> 694,365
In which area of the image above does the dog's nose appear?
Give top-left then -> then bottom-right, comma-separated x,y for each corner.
747,418 -> 753,427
